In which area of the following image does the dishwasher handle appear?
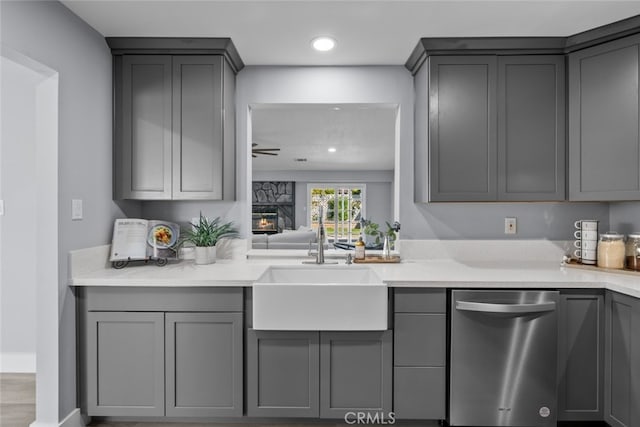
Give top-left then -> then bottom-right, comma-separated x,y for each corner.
455,300 -> 556,314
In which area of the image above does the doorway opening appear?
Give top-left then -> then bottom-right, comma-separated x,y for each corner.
1,48 -> 59,426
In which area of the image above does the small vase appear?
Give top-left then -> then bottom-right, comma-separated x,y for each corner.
194,246 -> 215,265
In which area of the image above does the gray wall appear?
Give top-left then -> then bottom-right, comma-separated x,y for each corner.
609,202 -> 640,235
1,0 -> 140,420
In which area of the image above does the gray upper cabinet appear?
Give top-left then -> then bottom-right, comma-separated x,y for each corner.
498,56 -> 565,201
171,56 -> 224,200
428,56 -> 498,201
110,38 -> 242,201
557,291 -> 604,421
569,34 -> 640,201
118,55 -> 173,200
417,53 -> 565,202
604,291 -> 640,427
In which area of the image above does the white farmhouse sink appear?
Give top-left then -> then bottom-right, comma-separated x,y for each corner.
252,265 -> 387,331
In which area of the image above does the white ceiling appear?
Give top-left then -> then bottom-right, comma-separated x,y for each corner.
62,1 -> 640,66
251,104 -> 397,171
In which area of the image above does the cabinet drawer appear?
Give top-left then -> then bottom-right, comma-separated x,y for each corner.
394,288 -> 446,313
394,367 -> 445,420
82,287 -> 243,312
394,313 -> 445,366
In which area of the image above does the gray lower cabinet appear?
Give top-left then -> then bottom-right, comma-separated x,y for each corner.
165,312 -> 243,417
246,330 -> 320,417
246,329 -> 392,419
569,34 -> 640,201
80,287 -> 243,418
419,54 -> 565,202
393,288 -> 446,420
557,291 -> 605,421
605,291 -> 640,427
87,311 -> 166,416
319,331 -> 392,419
114,53 -> 235,201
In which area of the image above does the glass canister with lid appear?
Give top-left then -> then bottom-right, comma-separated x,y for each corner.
625,233 -> 640,271
597,232 -> 626,269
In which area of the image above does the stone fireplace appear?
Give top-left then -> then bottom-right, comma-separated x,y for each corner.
252,181 -> 295,233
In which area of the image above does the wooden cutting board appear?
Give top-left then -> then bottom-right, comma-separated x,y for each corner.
564,258 -> 640,276
353,255 -> 401,264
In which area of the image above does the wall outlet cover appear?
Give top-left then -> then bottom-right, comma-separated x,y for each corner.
505,217 -> 517,234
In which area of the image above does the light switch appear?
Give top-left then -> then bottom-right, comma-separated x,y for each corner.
72,199 -> 83,220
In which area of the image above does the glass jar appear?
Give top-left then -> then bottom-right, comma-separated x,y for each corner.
597,232 -> 625,269
625,233 -> 640,271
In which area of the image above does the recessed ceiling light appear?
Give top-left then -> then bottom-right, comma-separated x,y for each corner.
328,147 -> 337,153
311,36 -> 336,52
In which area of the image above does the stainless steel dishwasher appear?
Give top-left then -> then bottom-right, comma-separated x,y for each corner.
450,290 -> 559,427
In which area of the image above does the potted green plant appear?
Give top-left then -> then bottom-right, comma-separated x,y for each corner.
182,213 -> 238,264
361,218 -> 383,247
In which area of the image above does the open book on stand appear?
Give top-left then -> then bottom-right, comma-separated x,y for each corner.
110,218 -> 180,267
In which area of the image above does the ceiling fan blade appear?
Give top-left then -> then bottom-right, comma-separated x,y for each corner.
253,151 -> 279,156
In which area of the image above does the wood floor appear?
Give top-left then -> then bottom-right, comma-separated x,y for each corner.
0,374 -> 438,427
0,373 -> 36,427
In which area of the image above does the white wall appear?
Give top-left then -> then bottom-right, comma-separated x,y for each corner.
0,58 -> 40,372
1,0 -> 140,421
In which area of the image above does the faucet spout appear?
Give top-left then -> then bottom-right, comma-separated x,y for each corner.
316,206 -> 325,264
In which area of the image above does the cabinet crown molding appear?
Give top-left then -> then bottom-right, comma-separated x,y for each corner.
406,14 -> 640,75
106,37 -> 244,73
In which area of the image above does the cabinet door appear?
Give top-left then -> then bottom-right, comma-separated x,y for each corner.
429,56 -> 498,201
498,56 -> 565,201
394,313 -> 445,367
86,312 -> 165,416
569,35 -> 640,201
557,292 -> 604,421
319,331 -> 392,419
118,55 -> 172,200
165,312 -> 242,417
172,56 -> 226,200
247,329 -> 320,417
394,366 -> 445,420
605,291 -> 640,427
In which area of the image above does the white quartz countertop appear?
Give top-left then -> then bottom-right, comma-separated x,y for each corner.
70,255 -> 640,299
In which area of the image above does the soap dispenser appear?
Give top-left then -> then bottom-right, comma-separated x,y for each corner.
355,236 -> 365,260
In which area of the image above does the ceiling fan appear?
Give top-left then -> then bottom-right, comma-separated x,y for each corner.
252,143 -> 280,158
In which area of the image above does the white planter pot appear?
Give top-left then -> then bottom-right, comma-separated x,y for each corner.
194,246 -> 216,265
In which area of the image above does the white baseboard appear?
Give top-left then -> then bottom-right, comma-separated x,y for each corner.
0,352 -> 36,373
58,408 -> 85,427
27,408 -> 84,427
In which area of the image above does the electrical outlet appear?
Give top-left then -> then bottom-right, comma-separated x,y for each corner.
505,217 -> 517,234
